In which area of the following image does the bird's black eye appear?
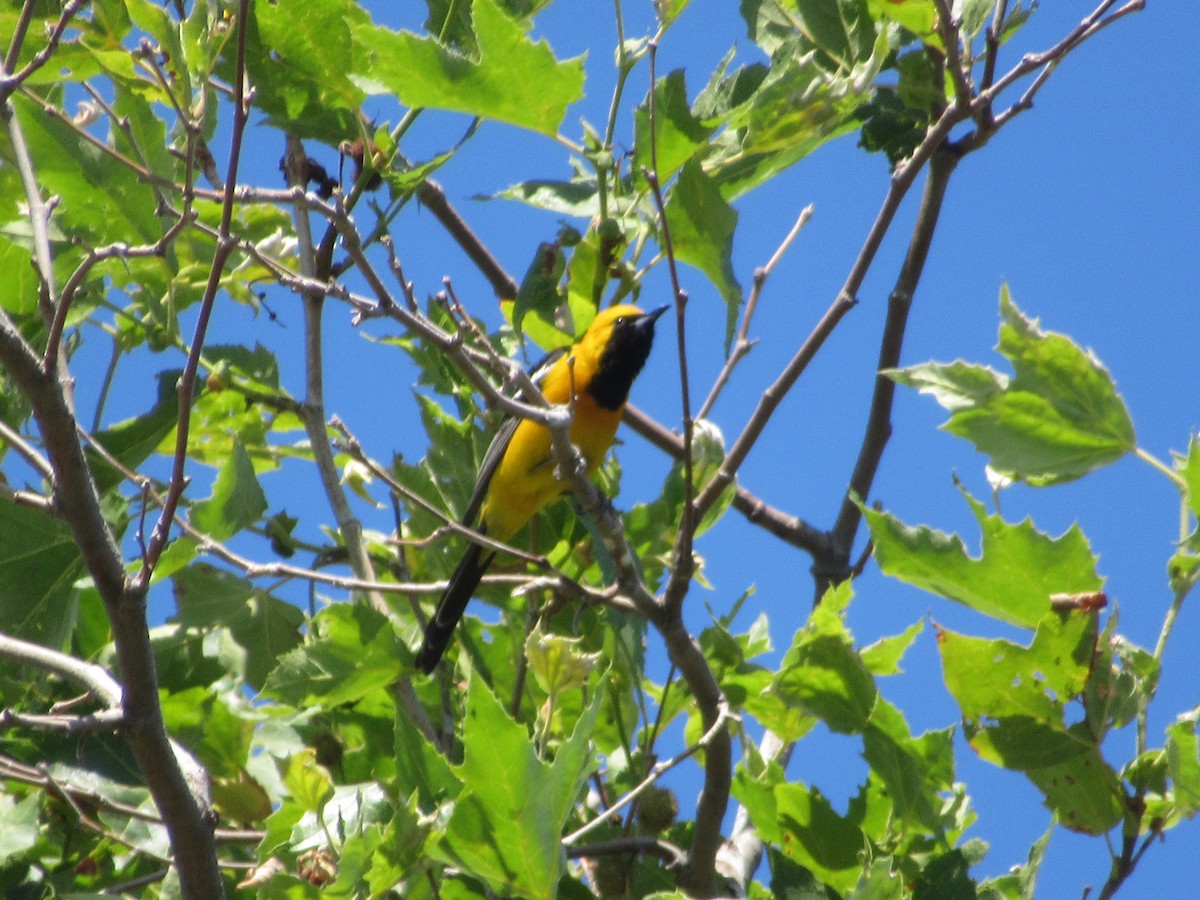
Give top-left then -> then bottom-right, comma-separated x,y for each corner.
614,316 -> 627,325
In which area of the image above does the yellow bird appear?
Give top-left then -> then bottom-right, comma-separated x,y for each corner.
415,304 -> 667,673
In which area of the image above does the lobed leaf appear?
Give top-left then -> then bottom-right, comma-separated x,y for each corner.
352,0 -> 585,137
865,487 -> 1103,629
892,290 -> 1136,484
664,161 -> 742,351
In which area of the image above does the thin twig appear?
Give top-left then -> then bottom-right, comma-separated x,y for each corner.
566,835 -> 687,868
137,3 -> 256,589
698,205 -> 813,420
642,42 -> 696,614
825,149 -> 958,592
0,0 -> 89,98
0,419 -> 54,480
932,0 -> 974,112
563,701 -> 732,846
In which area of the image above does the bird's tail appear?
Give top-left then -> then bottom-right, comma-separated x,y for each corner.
415,539 -> 494,674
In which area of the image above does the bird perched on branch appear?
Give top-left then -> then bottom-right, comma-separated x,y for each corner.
415,304 -> 668,674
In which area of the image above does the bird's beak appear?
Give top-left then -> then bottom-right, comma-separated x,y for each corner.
645,305 -> 669,325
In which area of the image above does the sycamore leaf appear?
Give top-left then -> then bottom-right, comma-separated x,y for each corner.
0,497 -> 84,647
634,69 -> 716,183
864,486 -> 1103,629
262,604 -> 406,706
771,583 -> 877,734
436,674 -> 603,899
939,607 -> 1125,833
664,161 -> 741,351
189,441 -> 268,541
889,288 -> 1136,485
351,0 -> 584,136
171,565 -> 304,691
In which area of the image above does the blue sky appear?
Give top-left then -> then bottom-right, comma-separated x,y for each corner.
86,0 -> 1196,894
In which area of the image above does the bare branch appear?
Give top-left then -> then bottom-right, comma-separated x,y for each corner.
932,0 -> 974,112
416,178 -> 519,300
0,0 -> 89,97
0,631 -> 123,705
567,835 -> 687,868
826,149 -> 959,588
642,43 -> 697,616
698,205 -> 813,421
623,404 -> 831,556
137,1 -> 256,589
0,418 -> 53,481
563,699 -> 732,846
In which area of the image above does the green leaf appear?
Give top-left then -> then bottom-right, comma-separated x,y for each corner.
0,793 -> 41,862
395,712 -> 461,810
634,69 -> 716,183
864,487 -> 1103,629
768,846 -> 841,898
913,849 -> 976,900
247,0 -> 367,141
171,565 -> 304,690
352,0 -> 585,137
437,673 -> 603,898
939,608 -> 1125,833
1083,615 -> 1157,738
941,607 -> 1096,724
891,289 -> 1137,484
845,859 -> 906,899
773,782 -> 869,893
860,620 -> 924,675
664,160 -> 741,351
772,583 -> 877,733
742,0 -> 879,67
160,686 -> 255,781
87,370 -> 180,494
860,50 -> 941,164
111,76 -> 176,183
1166,709 -> 1200,819
189,441 -> 268,541
0,236 -> 39,315
863,699 -> 954,832
281,748 -> 336,814
262,603 -> 406,706
701,18 -> 885,198
512,240 -> 567,341
868,0 -> 937,38
0,496 -> 84,647
12,94 -> 161,245
1177,436 -> 1200,538
954,0 -> 994,39
977,827 -> 1051,899
492,176 -> 601,218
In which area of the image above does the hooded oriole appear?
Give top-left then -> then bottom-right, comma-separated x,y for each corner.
415,304 -> 667,673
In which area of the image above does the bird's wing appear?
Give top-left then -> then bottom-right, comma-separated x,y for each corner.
461,346 -> 567,526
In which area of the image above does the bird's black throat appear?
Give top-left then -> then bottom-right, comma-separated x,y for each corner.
586,308 -> 665,411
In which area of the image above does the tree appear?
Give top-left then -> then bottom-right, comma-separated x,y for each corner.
0,0 -> 1194,897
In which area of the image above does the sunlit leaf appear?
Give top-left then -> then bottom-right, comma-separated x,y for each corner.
664,161 -> 741,350
352,0 -> 585,136
172,565 -> 304,690
772,583 -> 877,733
865,486 -> 1103,629
939,607 -> 1124,833
890,289 -> 1136,484
189,441 -> 268,540
262,604 -> 407,706
436,673 -> 603,898
635,69 -> 716,183
0,497 -> 83,648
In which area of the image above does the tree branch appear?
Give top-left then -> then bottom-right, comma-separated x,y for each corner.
825,148 -> 959,590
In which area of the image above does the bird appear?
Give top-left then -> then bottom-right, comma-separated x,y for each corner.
414,303 -> 668,674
